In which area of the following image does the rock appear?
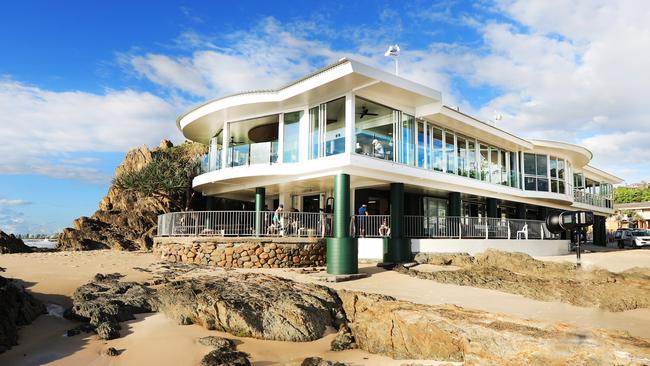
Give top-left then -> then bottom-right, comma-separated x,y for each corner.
198,336 -> 235,351
157,273 -> 345,342
201,349 -> 250,366
57,141 -> 207,251
338,290 -> 650,363
0,231 -> 32,254
159,139 -> 174,149
301,357 -> 347,366
69,273 -> 158,340
0,275 -> 45,353
400,249 -> 650,312
330,325 -> 356,351
106,347 -> 120,356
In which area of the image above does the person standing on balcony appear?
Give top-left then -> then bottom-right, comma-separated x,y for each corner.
358,203 -> 368,237
273,204 -> 285,236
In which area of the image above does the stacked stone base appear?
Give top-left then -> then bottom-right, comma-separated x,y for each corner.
153,236 -> 326,268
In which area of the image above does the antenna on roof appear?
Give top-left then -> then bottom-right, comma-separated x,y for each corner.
384,44 -> 400,75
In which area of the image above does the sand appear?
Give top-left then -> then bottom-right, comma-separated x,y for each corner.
0,249 -> 649,365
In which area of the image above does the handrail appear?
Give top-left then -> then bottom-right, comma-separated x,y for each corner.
157,210 -> 331,238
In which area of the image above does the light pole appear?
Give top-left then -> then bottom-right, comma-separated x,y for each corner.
384,44 -> 400,76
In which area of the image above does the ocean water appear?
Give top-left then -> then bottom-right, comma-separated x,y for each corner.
23,239 -> 58,249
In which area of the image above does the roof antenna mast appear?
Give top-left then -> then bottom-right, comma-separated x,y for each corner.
384,44 -> 400,76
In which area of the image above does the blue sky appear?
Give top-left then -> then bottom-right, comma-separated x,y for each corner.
1,0 -> 650,234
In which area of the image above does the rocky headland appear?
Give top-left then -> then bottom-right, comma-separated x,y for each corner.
58,140 -> 206,251
0,231 -> 32,254
0,274 -> 45,353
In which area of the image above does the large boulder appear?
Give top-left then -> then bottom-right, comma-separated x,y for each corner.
156,273 -> 346,342
338,290 -> 650,363
58,141 -> 207,251
68,273 -> 158,339
0,275 -> 45,353
0,231 -> 32,254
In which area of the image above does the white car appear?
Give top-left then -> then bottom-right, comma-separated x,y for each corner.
616,229 -> 650,248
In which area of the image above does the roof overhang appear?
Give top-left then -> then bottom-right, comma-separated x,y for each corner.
177,58 -> 442,143
582,165 -> 624,184
527,139 -> 593,168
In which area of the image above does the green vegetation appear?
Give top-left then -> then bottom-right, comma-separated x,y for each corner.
113,143 -> 207,210
614,185 -> 650,203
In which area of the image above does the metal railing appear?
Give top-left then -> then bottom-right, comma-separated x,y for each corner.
347,215 -> 558,240
573,188 -> 612,208
349,215 -> 391,237
157,211 -> 332,238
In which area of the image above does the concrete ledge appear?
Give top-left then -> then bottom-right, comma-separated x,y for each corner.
311,272 -> 370,283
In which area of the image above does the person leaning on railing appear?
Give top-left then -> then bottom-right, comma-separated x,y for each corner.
379,219 -> 390,237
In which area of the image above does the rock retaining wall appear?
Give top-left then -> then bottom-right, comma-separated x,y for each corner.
153,237 -> 326,268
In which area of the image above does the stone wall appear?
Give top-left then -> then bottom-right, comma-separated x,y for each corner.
153,236 -> 326,268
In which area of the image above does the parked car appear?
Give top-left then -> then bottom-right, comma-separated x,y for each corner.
614,228 -> 650,248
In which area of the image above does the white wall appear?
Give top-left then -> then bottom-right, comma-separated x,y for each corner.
411,238 -> 570,256
356,238 -> 570,260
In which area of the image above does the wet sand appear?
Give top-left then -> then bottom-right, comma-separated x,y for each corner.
0,249 -> 648,365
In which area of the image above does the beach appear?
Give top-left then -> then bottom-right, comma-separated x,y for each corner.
0,249 -> 649,365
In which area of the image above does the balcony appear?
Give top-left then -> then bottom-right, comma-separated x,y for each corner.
573,188 -> 612,209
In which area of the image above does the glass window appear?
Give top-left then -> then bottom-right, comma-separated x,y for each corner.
324,97 -> 345,156
227,114 -> 279,167
445,131 -> 455,174
509,151 -> 518,187
430,126 -> 443,171
500,150 -> 508,185
523,153 -> 549,191
283,111 -> 302,163
467,140 -> 477,179
354,97 -> 394,160
401,113 -> 415,165
490,148 -> 500,184
479,144 -> 489,181
417,121 -> 425,168
309,107 -> 319,159
456,136 -> 467,176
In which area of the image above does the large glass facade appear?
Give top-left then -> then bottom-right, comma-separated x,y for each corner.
227,114 -> 279,167
479,144 -> 489,181
490,148 -> 500,184
354,97 -> 394,160
549,156 -> 567,194
283,111 -> 302,163
467,139 -> 477,179
417,121 -> 425,168
456,136 -> 467,176
309,106 -> 319,159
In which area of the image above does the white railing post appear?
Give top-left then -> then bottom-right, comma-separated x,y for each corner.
485,220 -> 488,240
507,221 -> 511,240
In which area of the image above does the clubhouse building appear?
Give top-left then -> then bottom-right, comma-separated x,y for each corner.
159,58 -> 621,274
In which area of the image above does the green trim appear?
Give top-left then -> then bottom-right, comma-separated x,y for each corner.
327,174 -> 358,274
385,183 -> 411,263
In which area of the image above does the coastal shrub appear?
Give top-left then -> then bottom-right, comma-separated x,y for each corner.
113,143 -> 206,210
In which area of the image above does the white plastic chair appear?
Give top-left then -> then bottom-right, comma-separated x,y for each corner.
516,224 -> 528,240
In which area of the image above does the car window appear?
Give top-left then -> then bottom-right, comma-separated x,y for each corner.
632,230 -> 650,236
615,231 -> 623,239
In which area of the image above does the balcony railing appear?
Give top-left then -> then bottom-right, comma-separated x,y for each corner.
227,141 -> 278,168
350,215 -> 558,240
573,188 -> 612,209
157,211 -> 332,238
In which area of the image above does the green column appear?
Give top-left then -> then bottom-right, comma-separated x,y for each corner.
327,174 -> 358,274
449,192 -> 461,217
255,187 -> 265,236
384,183 -> 410,263
486,198 -> 498,218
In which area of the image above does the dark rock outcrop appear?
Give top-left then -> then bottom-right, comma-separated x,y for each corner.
301,357 -> 347,366
198,336 -> 236,351
0,231 -> 32,254
156,273 -> 346,342
0,275 -> 45,353
330,324 -> 356,351
201,349 -> 250,366
58,141 -> 207,251
68,273 -> 157,340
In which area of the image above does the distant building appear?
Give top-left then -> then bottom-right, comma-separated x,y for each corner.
608,201 -> 650,230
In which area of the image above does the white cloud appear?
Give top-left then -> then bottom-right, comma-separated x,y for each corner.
0,79 -> 183,182
0,198 -> 31,206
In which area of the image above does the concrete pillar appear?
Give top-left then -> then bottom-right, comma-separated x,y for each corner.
449,192 -> 461,217
384,183 -> 411,263
593,215 -> 606,246
255,187 -> 265,236
516,203 -> 526,219
327,174 -> 358,274
486,198 -> 498,218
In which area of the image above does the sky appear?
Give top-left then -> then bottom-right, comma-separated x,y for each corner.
1,0 -> 650,234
